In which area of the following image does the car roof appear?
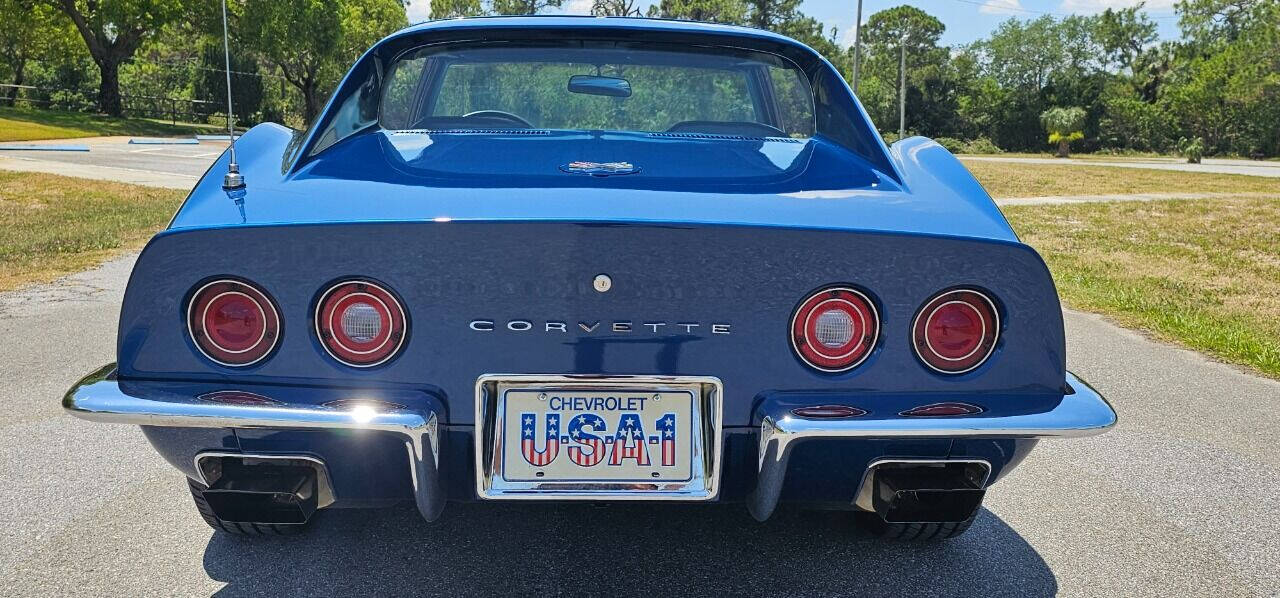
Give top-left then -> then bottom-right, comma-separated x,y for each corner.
378,16 -> 818,61
395,15 -> 795,43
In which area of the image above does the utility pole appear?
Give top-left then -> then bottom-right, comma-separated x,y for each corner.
899,32 -> 907,140
851,0 -> 864,94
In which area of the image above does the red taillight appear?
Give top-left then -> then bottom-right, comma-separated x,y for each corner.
197,390 -> 282,406
187,279 -> 280,367
791,286 -> 879,373
792,405 -> 867,418
315,280 -> 407,368
900,402 -> 984,416
912,289 -> 999,374
321,398 -> 407,411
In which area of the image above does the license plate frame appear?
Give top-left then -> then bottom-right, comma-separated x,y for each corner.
475,374 -> 723,500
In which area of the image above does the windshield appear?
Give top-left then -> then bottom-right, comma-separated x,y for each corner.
379,43 -> 816,138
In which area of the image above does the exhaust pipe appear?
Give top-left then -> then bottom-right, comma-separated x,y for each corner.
857,460 -> 990,524
195,454 -> 333,526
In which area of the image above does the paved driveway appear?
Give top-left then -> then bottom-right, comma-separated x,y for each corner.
0,136 -> 226,189
1,255 -> 1277,597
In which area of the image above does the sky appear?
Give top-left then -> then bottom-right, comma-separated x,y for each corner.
403,0 -> 1184,48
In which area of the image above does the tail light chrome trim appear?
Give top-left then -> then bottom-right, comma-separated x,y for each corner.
911,288 -> 1000,375
790,286 -> 880,373
186,279 -> 281,367
314,280 -> 408,368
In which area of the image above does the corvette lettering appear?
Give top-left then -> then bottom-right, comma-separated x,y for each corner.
469,319 -> 730,334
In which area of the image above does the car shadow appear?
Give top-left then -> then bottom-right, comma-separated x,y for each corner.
203,503 -> 1055,597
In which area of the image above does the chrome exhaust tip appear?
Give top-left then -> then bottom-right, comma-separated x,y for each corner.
856,459 -> 990,524
195,453 -> 335,526
201,461 -> 318,525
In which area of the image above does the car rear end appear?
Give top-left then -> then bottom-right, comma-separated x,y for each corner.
67,215 -> 1111,527
61,18 -> 1114,538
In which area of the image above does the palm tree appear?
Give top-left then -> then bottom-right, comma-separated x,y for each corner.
1040,106 -> 1087,158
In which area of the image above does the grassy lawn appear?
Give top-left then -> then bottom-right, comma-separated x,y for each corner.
962,152 -> 1280,162
1006,196 -> 1280,378
0,106 -> 219,142
965,160 -> 1279,198
961,151 -> 1175,160
0,171 -> 183,292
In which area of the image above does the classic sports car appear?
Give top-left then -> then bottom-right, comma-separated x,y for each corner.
64,16 -> 1116,540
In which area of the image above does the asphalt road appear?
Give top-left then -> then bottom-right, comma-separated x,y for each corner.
0,136 -> 225,189
1,254 -> 1277,597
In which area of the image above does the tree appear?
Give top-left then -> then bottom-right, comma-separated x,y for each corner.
1041,106 -> 1086,157
1176,0 -> 1275,46
341,0 -> 409,60
593,0 -> 643,16
194,36 -> 262,124
858,6 -> 947,135
430,0 -> 485,18
241,0 -> 406,124
1096,4 -> 1158,72
44,0 -> 188,115
745,0 -> 801,30
491,0 -> 565,14
978,16 -> 1064,91
0,0 -> 76,106
1163,0 -> 1279,156
649,0 -> 748,25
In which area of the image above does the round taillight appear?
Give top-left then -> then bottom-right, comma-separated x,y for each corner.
912,289 -> 1000,374
315,280 -> 407,367
791,286 -> 879,373
187,279 -> 280,367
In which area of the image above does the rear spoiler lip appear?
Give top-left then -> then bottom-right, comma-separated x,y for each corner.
155,218 -> 1028,251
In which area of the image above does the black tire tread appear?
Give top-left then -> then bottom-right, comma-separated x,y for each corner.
858,512 -> 976,541
186,477 -> 306,536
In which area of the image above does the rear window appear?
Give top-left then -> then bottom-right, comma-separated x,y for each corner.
380,42 -> 815,138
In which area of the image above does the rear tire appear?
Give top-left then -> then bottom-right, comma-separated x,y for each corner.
856,511 -> 976,541
186,477 -> 308,536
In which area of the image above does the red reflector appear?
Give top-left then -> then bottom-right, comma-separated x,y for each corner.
197,390 -> 282,406
316,280 -> 408,367
900,402 -> 984,417
791,286 -> 880,373
913,289 -> 1000,374
322,398 -> 407,411
187,279 -> 280,367
792,405 -> 867,418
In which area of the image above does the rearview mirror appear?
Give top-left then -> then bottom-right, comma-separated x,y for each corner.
568,75 -> 632,98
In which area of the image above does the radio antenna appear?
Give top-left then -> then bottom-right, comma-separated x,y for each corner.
220,0 -> 244,190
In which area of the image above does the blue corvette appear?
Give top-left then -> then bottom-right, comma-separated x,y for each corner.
63,17 -> 1115,540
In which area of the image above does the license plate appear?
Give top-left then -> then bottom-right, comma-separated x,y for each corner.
500,386 -> 695,482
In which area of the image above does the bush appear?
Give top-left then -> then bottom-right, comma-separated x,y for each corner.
932,137 -> 966,153
881,130 -> 920,145
1178,137 -> 1205,164
962,137 -> 1004,154
1099,95 -> 1172,153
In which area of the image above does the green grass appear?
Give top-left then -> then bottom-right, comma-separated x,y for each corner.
962,151 -> 1280,162
0,170 -> 183,291
1005,196 -> 1280,378
0,106 -> 219,142
962,151 -> 1175,160
964,160 -> 1279,198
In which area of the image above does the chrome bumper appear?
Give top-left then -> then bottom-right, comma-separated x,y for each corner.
62,364 -> 446,521
746,371 -> 1116,520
